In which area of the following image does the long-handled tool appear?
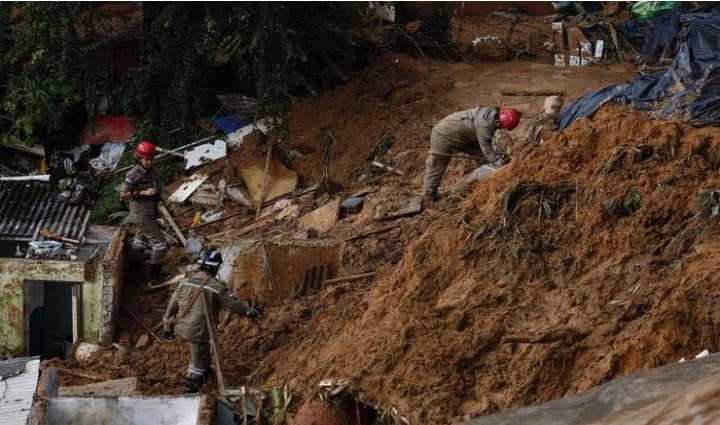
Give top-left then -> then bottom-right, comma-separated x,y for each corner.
40,229 -> 88,245
428,150 -> 486,161
200,293 -> 227,395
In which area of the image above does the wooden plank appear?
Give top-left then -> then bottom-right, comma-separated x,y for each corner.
158,203 -> 187,246
500,90 -> 567,97
257,143 -> 273,219
168,173 -> 209,203
71,284 -> 79,343
346,224 -> 400,242
200,294 -> 227,395
121,305 -> 162,342
323,272 -> 376,284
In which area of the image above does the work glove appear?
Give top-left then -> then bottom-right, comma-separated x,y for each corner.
494,151 -> 510,166
162,328 -> 174,340
245,307 -> 262,320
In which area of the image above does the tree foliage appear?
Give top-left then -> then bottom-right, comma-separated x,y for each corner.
0,3 -> 111,148
0,2 -> 365,148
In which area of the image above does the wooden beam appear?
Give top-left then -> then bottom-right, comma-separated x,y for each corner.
121,305 -> 162,342
200,294 -> 227,395
257,143 -> 273,219
500,90 -> 566,97
158,203 -> 187,246
114,135 -> 217,174
345,224 -> 400,242
324,272 -> 377,284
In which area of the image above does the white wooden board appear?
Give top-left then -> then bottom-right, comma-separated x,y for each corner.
168,173 -> 209,203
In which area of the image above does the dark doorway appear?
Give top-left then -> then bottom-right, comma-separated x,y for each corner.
25,281 -> 79,359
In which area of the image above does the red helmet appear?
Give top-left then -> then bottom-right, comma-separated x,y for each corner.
499,108 -> 520,130
135,141 -> 156,159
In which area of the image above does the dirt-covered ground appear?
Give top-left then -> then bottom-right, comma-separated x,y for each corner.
59,22 -> 720,425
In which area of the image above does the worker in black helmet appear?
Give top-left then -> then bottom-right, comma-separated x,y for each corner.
162,248 -> 261,393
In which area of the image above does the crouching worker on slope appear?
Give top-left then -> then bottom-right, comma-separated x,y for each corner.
162,248 -> 261,393
422,106 -> 520,202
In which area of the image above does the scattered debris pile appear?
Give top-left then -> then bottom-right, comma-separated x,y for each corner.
41,7 -> 720,425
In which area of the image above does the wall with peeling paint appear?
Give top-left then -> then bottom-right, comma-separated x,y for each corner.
0,227 -> 125,357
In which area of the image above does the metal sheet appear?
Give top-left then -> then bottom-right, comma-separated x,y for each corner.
0,357 -> 40,425
0,181 -> 90,240
184,140 -> 227,170
45,396 -> 202,425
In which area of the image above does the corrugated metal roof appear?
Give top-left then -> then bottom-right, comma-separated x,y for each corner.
0,358 -> 27,379
0,357 -> 40,425
0,181 -> 91,240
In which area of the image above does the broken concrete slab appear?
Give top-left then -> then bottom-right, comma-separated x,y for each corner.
168,173 -> 209,203
297,198 -> 341,234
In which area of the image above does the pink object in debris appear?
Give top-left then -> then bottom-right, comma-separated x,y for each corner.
273,199 -> 292,211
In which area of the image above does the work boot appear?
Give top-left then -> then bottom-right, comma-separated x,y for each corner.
422,191 -> 439,203
183,376 -> 203,394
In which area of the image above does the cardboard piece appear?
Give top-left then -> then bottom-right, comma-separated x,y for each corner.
240,162 -> 297,204
297,198 -> 341,234
566,27 -> 594,66
566,27 -> 582,66
168,173 -> 209,203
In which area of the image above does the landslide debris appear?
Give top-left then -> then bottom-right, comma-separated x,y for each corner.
57,54 -> 718,425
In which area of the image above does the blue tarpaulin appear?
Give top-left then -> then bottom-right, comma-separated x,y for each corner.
211,115 -> 251,134
559,7 -> 720,130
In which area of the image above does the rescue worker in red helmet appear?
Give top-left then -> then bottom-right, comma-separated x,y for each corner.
119,141 -> 169,280
422,107 -> 520,201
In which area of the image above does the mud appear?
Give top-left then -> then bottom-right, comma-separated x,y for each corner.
56,38 -> 720,425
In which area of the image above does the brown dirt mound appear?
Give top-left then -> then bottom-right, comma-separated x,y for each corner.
60,53 -> 675,425
245,105 -> 720,423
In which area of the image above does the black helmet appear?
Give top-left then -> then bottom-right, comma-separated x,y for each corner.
198,248 -> 223,273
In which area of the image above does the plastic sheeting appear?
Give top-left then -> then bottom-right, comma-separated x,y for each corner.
80,116 -> 135,145
560,8 -> 720,130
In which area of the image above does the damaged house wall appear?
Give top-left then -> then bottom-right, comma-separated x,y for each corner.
0,227 -> 125,357
220,239 -> 342,305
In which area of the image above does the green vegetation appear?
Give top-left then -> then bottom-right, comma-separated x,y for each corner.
0,3 -> 366,149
